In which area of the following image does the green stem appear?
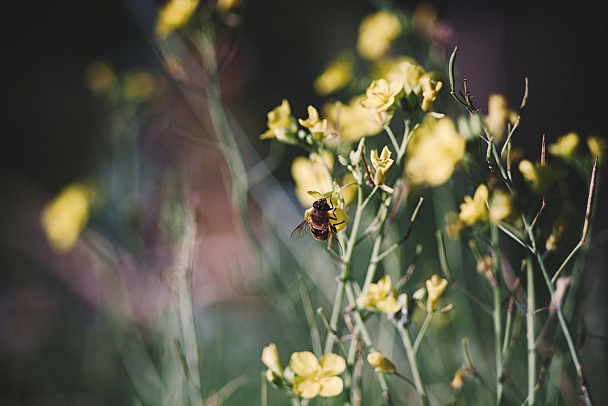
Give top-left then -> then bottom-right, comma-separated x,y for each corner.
394,321 -> 429,406
412,312 -> 434,355
526,253 -> 537,405
491,223 -> 504,405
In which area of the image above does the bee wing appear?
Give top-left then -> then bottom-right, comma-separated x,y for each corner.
290,218 -> 310,241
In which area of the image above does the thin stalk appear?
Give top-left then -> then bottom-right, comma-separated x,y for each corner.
412,312 -> 434,355
526,254 -> 537,405
491,223 -> 504,405
393,321 -> 429,406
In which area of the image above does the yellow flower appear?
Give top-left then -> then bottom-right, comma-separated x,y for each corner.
458,184 -> 488,226
259,99 -> 298,144
384,59 -> 426,95
419,76 -> 443,112
587,136 -> 607,158
548,132 -> 579,158
290,351 -> 346,399
323,97 -> 383,142
360,78 -> 404,113
298,105 -> 329,139
426,274 -> 448,311
314,52 -> 354,96
356,275 -> 401,314
489,189 -> 512,223
483,94 -> 517,143
370,146 -> 394,185
40,182 -> 94,253
450,368 -> 474,389
155,0 -> 199,40
405,115 -> 465,186
357,11 -> 401,60
291,151 -> 333,207
123,69 -> 159,102
367,351 -> 396,374
518,160 -> 565,195
216,0 -> 240,14
302,191 -> 350,233
262,343 -> 284,383
85,60 -> 116,94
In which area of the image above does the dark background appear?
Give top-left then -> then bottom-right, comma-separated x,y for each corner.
1,0 -> 607,403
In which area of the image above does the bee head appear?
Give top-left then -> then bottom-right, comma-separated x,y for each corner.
313,198 -> 330,211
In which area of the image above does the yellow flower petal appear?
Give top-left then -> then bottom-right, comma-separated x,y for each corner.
361,79 -> 404,112
155,0 -> 199,40
314,52 -> 354,95
319,353 -> 346,376
318,376 -> 344,397
293,376 -> 321,399
458,184 -> 489,226
426,274 -> 448,311
261,343 -> 283,377
290,351 -> 320,377
548,132 -> 579,158
357,11 -> 402,60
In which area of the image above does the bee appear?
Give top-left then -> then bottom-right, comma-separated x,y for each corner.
291,197 -> 344,254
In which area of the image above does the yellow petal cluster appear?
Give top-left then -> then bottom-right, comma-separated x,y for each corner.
357,11 -> 401,60
155,0 -> 199,40
323,97 -> 383,142
426,274 -> 448,311
40,182 -> 94,253
385,59 -> 426,95
419,76 -> 443,112
370,146 -> 394,185
548,132 -> 579,158
314,52 -> 354,96
518,160 -> 565,195
298,105 -> 329,139
290,351 -> 346,399
458,184 -> 489,226
259,99 -> 298,144
587,136 -> 607,158
483,94 -> 517,143
367,351 -> 397,374
405,116 -> 465,186
360,79 -> 404,113
356,275 -> 400,314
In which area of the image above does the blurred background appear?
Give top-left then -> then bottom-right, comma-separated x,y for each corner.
1,0 -> 607,404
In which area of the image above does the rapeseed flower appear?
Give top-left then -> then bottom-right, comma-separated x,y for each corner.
323,97 -> 383,142
587,136 -> 607,158
405,115 -> 465,186
548,132 -> 579,159
40,182 -> 95,253
259,99 -> 298,144
357,11 -> 401,60
290,351 -> 346,399
483,94 -> 517,143
518,160 -> 565,195
370,146 -> 394,185
419,76 -> 443,112
356,275 -> 400,314
458,184 -> 489,226
298,105 -> 329,139
155,0 -> 199,40
261,343 -> 284,383
314,52 -> 354,96
426,274 -> 448,311
360,78 -> 404,113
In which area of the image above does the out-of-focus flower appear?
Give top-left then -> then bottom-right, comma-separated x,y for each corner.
291,151 -> 333,207
587,136 -> 607,158
518,160 -> 565,195
489,189 -> 512,223
419,76 -> 443,112
385,59 -> 426,95
314,52 -> 354,96
476,255 -> 496,286
548,132 -> 579,158
301,191 -> 350,233
546,217 -> 568,251
367,351 -> 397,374
360,79 -> 404,113
155,0 -> 200,40
426,274 -> 448,311
356,275 -> 401,314
483,94 -> 517,143
324,97 -> 383,142
262,343 -> 284,383
123,69 -> 159,102
357,11 -> 401,60
370,146 -> 394,185
41,182 -> 95,253
259,99 -> 298,144
450,367 -> 474,389
216,0 -> 240,14
290,351 -> 346,399
405,115 -> 465,186
86,61 -> 116,95
298,105 -> 329,139
458,184 -> 488,226
413,2 -> 438,37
